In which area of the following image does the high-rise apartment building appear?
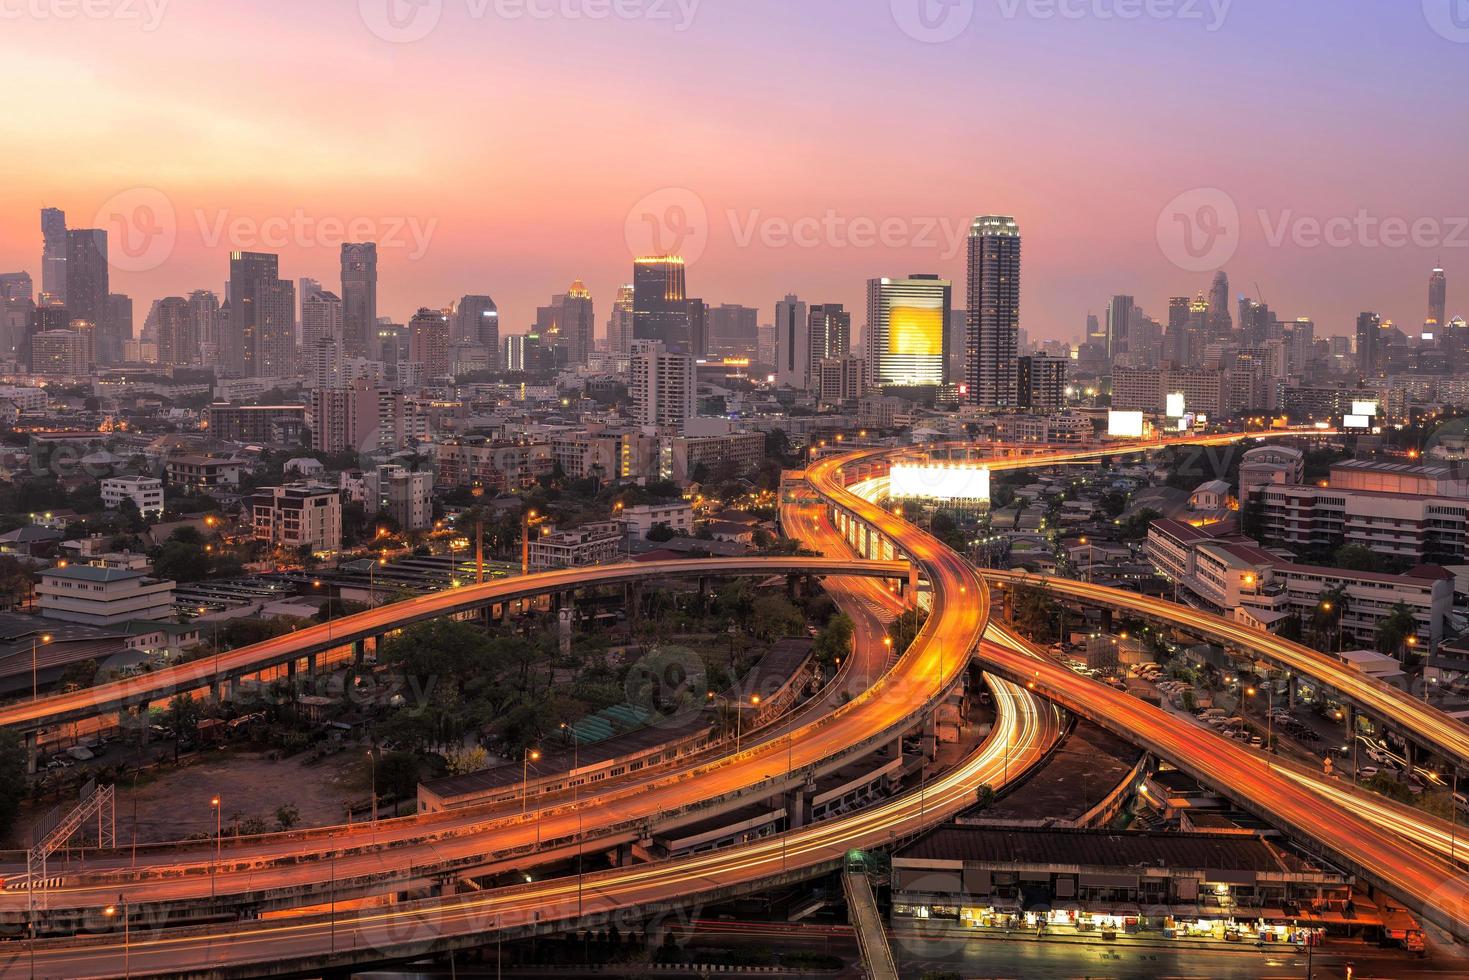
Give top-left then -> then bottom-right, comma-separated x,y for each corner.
340,242 -> 378,358
1016,354 -> 1068,413
225,251 -> 276,376
560,280 -> 594,365
40,208 -> 67,303
154,296 -> 192,366
867,274 -> 952,389
965,216 -> 1021,408
810,303 -> 852,366
1104,294 -> 1133,361
632,256 -> 690,352
630,340 -> 695,431
451,294 -> 499,369
774,294 -> 808,388
408,307 -> 451,381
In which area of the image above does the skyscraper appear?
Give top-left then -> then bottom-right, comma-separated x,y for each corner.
632,256 -> 690,352
64,228 -> 109,337
1356,311 -> 1381,377
560,280 -> 595,365
226,251 -> 293,377
340,242 -> 378,359
408,307 -> 451,380
774,294 -> 808,388
1208,271 -> 1233,336
1428,266 -> 1447,335
154,297 -> 192,366
808,303 -> 851,365
105,294 -> 133,364
1105,295 -> 1133,361
606,284 -> 634,356
707,304 -> 759,360
452,295 -> 499,367
187,290 -> 220,360
867,274 -> 952,389
40,208 -> 67,303
965,215 -> 1021,408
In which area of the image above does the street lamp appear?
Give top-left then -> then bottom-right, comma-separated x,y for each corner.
561,723 -> 586,919
30,633 -> 52,701
366,749 -> 378,823
210,795 -> 222,902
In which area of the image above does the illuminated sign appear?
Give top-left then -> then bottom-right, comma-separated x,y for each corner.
1108,410 -> 1146,438
1344,415 -> 1372,430
889,306 -> 943,357
1352,400 -> 1379,418
1166,392 -> 1186,417
890,464 -> 991,502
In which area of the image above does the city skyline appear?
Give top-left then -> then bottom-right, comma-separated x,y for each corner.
3,2 -> 1465,341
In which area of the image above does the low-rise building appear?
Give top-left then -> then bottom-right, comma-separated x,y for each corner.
36,565 -> 175,626
165,455 -> 243,493
365,464 -> 433,531
100,475 -> 164,517
621,501 -> 694,539
434,438 -> 553,491
251,484 -> 342,554
528,521 -> 623,571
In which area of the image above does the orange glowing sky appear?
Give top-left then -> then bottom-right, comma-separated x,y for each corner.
1,1 -> 1463,341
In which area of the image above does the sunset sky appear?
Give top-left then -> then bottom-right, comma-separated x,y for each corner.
1,0 -> 1463,342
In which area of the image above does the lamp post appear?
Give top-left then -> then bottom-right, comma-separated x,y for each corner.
1246,684 -> 1274,767
366,748 -> 378,824
209,795 -> 221,902
30,633 -> 52,701
561,723 -> 585,920
737,694 -> 760,754
104,894 -> 129,978
522,749 -> 540,815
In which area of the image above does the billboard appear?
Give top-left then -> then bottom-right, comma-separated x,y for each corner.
1351,400 -> 1379,418
1166,392 -> 1186,417
890,464 -> 991,501
1344,415 -> 1372,430
1108,410 -> 1146,438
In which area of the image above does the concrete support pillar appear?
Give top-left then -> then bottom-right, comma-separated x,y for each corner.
25,729 -> 37,775
558,605 -> 574,657
1287,674 -> 1299,710
286,659 -> 298,681
1100,608 -> 1115,634
307,652 -> 318,676
908,566 -> 919,610
615,841 -> 635,867
1405,739 -> 1417,777
784,786 -> 809,831
212,678 -> 227,703
352,639 -> 366,665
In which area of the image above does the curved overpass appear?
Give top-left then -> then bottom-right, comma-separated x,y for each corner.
983,569 -> 1469,772
0,557 -> 912,735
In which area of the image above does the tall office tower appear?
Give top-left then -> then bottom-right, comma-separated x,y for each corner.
1286,318 -> 1316,375
25,305 -> 71,370
226,250 -> 290,377
1105,295 -> 1134,360
340,242 -> 378,358
1168,297 -> 1190,332
632,256 -> 690,352
408,307 -> 451,380
1428,266 -> 1447,335
686,298 -> 708,359
707,304 -> 759,360
64,228 -> 109,339
1356,312 -> 1382,377
298,277 -> 323,343
0,272 -> 33,303
1016,354 -> 1068,412
452,294 -> 499,354
560,280 -> 595,365
1208,271 -> 1233,336
630,340 -> 695,431
301,288 -> 343,363
867,274 -> 952,389
965,216 -> 1022,408
774,294 -> 808,388
1085,313 -> 1103,345
809,303 -> 851,365
40,208 -> 67,303
154,297 -> 192,366
606,284 -> 634,355
105,294 -> 133,364
1239,298 -> 1274,346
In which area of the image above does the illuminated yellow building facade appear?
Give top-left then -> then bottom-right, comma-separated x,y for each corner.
866,275 -> 952,388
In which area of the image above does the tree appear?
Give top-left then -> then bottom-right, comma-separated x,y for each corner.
749,595 -> 805,641
0,729 -> 24,839
814,614 -> 854,666
275,803 -> 300,831
1375,603 -> 1419,659
1010,584 -> 1056,644
1333,544 -> 1377,573
646,523 -> 678,543
443,744 -> 489,775
376,751 -> 421,801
